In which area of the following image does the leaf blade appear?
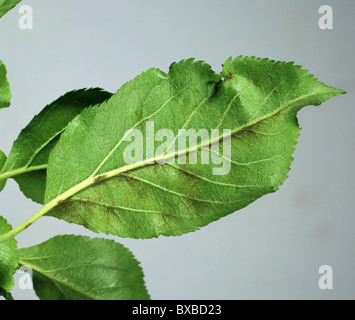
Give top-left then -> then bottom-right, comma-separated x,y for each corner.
0,60 -> 11,109
0,0 -> 22,18
0,150 -> 6,191
19,235 -> 150,300
0,287 -> 14,300
0,216 -> 19,291
0,88 -> 112,203
45,57 -> 344,238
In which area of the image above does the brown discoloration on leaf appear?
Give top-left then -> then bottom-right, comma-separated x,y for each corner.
56,198 -> 66,205
119,174 -> 145,198
225,72 -> 233,80
52,201 -> 89,228
94,174 -> 108,184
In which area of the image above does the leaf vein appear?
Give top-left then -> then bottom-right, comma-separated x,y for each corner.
166,163 -> 257,188
90,85 -> 190,177
68,197 -> 175,217
120,173 -> 235,205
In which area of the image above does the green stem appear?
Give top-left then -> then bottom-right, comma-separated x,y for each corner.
0,176 -> 94,243
0,164 -> 48,181
0,205 -> 51,242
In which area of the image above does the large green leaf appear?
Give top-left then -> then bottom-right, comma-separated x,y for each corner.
0,0 -> 22,18
0,216 -> 19,291
0,89 -> 112,203
19,235 -> 150,300
0,60 -> 11,109
44,56 -> 344,239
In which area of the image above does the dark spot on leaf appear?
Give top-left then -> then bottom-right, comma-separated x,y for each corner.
94,174 -> 108,183
275,112 -> 281,117
225,72 -> 233,80
178,168 -> 196,178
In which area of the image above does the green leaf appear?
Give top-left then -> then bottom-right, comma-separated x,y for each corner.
0,88 -> 112,203
44,56 -> 344,239
0,216 -> 19,291
19,235 -> 150,300
0,60 -> 11,109
0,287 -> 14,300
0,0 -> 22,18
0,150 -> 6,191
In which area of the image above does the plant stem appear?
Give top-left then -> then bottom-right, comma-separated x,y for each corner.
0,164 -> 48,181
0,176 -> 94,243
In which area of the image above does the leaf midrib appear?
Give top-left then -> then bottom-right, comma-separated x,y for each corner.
89,85 -> 190,177
0,127 -> 64,180
84,89 -> 327,184
23,127 -> 66,170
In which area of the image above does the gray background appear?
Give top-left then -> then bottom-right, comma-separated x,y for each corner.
0,0 -> 354,300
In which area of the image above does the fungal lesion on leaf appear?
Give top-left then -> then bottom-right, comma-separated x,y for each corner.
94,174 -> 108,184
224,72 -> 233,80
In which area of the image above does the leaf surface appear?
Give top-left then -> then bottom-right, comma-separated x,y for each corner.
19,235 -> 150,300
0,216 -> 18,291
0,0 -> 22,18
0,88 -> 112,203
45,56 -> 344,238
0,150 -> 6,191
0,287 -> 14,300
0,60 -> 11,109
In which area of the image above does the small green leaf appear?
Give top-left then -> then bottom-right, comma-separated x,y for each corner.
19,235 -> 150,300
45,56 -> 344,239
0,216 -> 19,291
0,0 -> 22,18
0,150 -> 6,191
0,60 -> 11,109
0,287 -> 14,300
0,88 -> 112,203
